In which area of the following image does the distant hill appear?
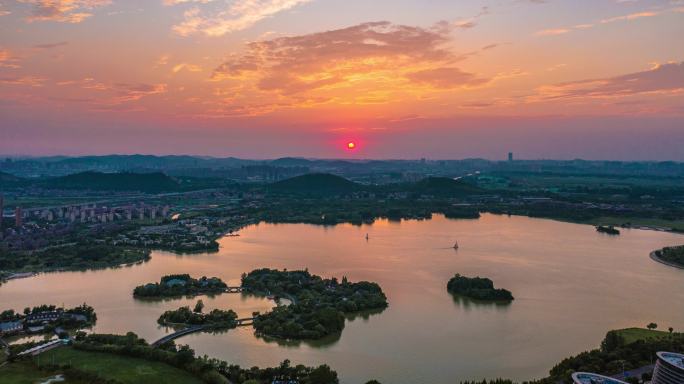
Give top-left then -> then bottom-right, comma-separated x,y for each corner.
0,171 -> 21,183
0,171 -> 25,188
44,171 -> 180,193
270,157 -> 313,167
268,173 -> 360,195
409,177 -> 482,196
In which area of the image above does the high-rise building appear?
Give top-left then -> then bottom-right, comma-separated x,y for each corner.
508,152 -> 513,162
652,351 -> 684,384
0,193 -> 4,230
15,206 -> 22,227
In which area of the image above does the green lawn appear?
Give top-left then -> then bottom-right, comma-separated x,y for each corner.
615,327 -> 675,344
0,359 -> 88,384
31,346 -> 206,384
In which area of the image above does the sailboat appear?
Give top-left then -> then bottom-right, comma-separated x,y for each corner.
365,233 -> 369,240
453,241 -> 459,249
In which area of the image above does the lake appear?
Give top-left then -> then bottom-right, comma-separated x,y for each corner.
2,214 -> 683,383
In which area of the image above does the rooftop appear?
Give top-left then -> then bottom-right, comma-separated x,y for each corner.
657,351 -> 684,370
571,372 -> 627,384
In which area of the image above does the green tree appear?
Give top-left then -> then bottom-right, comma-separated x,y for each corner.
647,322 -> 658,330
669,327 -> 674,334
194,300 -> 204,314
306,365 -> 338,384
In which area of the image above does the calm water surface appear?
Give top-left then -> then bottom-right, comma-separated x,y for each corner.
2,214 -> 684,383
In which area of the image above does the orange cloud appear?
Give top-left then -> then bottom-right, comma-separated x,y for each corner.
0,75 -> 46,86
537,9 -> 662,37
538,61 -> 684,100
0,49 -> 21,68
213,21 -> 485,97
600,11 -> 658,23
172,63 -> 203,73
405,67 -> 489,89
18,0 -> 110,23
170,0 -> 313,37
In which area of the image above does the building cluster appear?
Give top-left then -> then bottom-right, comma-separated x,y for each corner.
0,200 -> 173,249
0,309 -> 87,336
108,215 -> 246,251
15,203 -> 171,225
571,351 -> 684,384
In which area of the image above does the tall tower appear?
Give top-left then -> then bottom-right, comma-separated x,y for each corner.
0,193 -> 4,230
15,206 -> 23,227
508,152 -> 513,162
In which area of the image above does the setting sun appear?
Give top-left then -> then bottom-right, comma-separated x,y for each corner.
347,142 -> 356,150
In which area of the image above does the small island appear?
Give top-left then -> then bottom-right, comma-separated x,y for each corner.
651,245 -> 684,269
243,268 -> 388,340
158,301 -> 238,329
596,225 -> 620,235
447,274 -> 514,302
133,274 -> 228,298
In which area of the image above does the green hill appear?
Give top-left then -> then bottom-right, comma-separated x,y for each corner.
0,171 -> 26,188
410,177 -> 482,196
44,171 -> 180,192
268,173 -> 360,195
0,171 -> 21,182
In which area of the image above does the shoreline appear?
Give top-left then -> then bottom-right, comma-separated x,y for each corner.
649,250 -> 684,270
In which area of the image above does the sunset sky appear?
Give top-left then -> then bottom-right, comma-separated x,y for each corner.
1,0 -> 683,159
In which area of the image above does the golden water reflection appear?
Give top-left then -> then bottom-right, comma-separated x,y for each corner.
1,214 -> 684,384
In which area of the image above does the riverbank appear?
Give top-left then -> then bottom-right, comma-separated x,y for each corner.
650,250 -> 684,269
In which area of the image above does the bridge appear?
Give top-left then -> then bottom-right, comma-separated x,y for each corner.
151,317 -> 257,347
236,317 -> 255,326
151,325 -> 205,348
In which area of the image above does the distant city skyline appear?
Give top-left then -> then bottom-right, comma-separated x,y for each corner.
1,0 -> 683,159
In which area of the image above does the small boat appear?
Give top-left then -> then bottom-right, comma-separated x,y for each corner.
365,233 -> 369,240
453,241 -> 459,249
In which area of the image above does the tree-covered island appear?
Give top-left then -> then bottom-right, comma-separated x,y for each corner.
133,274 -> 228,298
242,268 -> 388,340
158,301 -> 238,329
447,274 -> 514,302
596,225 -> 620,235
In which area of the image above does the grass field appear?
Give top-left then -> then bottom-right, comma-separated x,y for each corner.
0,346 -> 206,384
0,359 -> 89,384
615,327 -> 675,344
38,347 -> 205,384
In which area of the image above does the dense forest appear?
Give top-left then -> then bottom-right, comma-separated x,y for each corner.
0,244 -> 149,273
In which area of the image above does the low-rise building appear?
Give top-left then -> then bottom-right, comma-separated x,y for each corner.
0,320 -> 23,335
